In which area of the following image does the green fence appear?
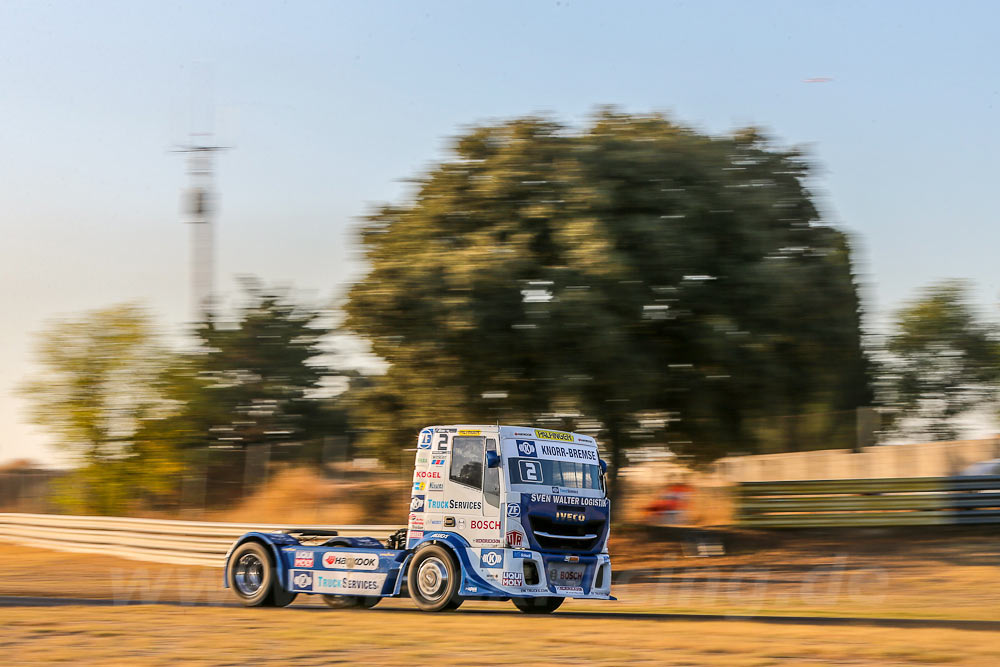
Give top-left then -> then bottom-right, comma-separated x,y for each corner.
737,476 -> 1000,527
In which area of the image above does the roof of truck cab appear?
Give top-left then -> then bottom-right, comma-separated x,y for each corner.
422,425 -> 597,446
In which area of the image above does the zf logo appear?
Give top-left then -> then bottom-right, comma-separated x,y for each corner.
506,503 -> 521,518
480,549 -> 503,569
410,495 -> 425,512
515,440 -> 536,457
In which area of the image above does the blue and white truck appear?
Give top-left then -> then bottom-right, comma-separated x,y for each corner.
224,425 -> 613,613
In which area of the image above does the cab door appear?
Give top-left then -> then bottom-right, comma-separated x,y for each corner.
446,433 -> 503,550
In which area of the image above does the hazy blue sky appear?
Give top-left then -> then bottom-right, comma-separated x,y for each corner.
2,0 -> 998,465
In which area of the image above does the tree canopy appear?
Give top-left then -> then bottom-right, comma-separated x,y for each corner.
345,112 -> 871,483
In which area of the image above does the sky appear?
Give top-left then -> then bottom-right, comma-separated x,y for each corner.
1,0 -> 998,466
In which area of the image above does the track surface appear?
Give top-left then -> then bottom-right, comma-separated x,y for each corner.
2,594 -> 997,632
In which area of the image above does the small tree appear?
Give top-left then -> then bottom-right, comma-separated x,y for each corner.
19,304 -> 182,513
877,280 -> 1000,441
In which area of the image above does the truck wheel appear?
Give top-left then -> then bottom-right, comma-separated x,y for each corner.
513,596 -> 564,614
228,541 -> 296,607
408,545 -> 462,612
321,595 -> 381,609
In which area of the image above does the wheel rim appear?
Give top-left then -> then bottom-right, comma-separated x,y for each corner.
416,556 -> 449,601
234,552 -> 265,596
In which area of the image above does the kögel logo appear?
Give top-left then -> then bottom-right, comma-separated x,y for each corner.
515,440 -> 536,457
555,510 -> 586,523
534,429 -> 574,442
414,471 -> 442,479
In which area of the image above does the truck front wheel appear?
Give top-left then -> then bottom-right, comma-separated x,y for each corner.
408,545 -> 463,612
513,596 -> 564,614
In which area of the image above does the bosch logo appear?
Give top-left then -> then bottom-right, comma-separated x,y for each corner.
515,440 -> 536,457
470,519 -> 501,530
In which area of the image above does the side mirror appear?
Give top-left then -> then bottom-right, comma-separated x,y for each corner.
486,451 -> 501,468
599,459 -> 608,474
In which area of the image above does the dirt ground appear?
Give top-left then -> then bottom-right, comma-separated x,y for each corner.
2,534 -> 1000,664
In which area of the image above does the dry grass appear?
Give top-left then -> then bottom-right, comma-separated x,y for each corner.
1,605 -> 999,665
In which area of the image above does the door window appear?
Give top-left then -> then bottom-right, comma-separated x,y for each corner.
450,436 -> 483,490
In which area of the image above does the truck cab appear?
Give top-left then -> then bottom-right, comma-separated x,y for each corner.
224,424 -> 613,614
408,425 -> 612,609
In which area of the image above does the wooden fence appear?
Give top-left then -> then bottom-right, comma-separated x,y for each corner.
737,476 -> 1000,527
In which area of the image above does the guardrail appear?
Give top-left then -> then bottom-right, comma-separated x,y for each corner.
0,513 -> 404,567
737,476 -> 1000,527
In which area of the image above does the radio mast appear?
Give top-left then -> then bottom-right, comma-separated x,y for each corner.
177,64 -> 226,323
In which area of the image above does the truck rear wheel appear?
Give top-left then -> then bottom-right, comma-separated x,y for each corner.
513,596 -> 564,614
228,541 -> 297,607
408,545 -> 463,612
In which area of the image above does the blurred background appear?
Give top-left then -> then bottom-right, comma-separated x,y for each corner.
1,0 -> 999,529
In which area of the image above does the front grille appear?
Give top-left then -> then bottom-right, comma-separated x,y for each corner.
526,514 -> 605,552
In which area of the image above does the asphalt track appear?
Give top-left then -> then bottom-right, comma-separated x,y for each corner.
2,595 -> 998,632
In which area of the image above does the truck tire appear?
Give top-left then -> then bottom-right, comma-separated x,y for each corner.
407,544 -> 463,612
321,595 -> 380,609
513,596 -> 564,614
228,541 -> 297,607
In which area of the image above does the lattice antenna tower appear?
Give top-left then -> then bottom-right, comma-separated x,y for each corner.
176,64 -> 227,323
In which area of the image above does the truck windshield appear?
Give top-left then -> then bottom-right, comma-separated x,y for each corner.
507,457 -> 604,491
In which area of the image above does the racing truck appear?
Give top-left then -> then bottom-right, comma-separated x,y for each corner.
224,425 -> 613,613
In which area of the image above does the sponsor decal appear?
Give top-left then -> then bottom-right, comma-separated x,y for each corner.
435,427 -> 456,433
555,510 -> 586,523
552,486 -> 560,494
513,431 -> 533,436
555,585 -> 584,594
291,570 -> 313,591
538,442 -> 598,461
431,457 -> 446,466
293,551 -> 314,568
480,549 -> 504,568
513,550 -> 534,559
409,513 -> 424,529
474,537 -> 501,545
414,471 -> 442,479
528,494 -> 610,508
413,481 -> 426,492
505,530 -> 526,548
519,460 -> 542,482
322,552 -> 379,570
505,503 -> 521,518
458,429 -> 481,436
524,586 -> 549,594
428,498 -> 483,511
428,482 -> 444,492
534,429 -> 574,442
409,530 -> 424,539
416,456 -> 429,465
427,532 -> 450,539
515,440 -> 537,457
470,519 -> 501,530
501,571 -> 524,587
427,518 -> 443,527
420,430 -> 433,445
410,495 -> 425,512
313,572 -> 386,594
464,586 -> 478,593
553,569 -> 583,582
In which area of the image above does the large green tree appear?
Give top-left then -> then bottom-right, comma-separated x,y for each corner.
876,280 -> 1000,441
345,112 -> 871,491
